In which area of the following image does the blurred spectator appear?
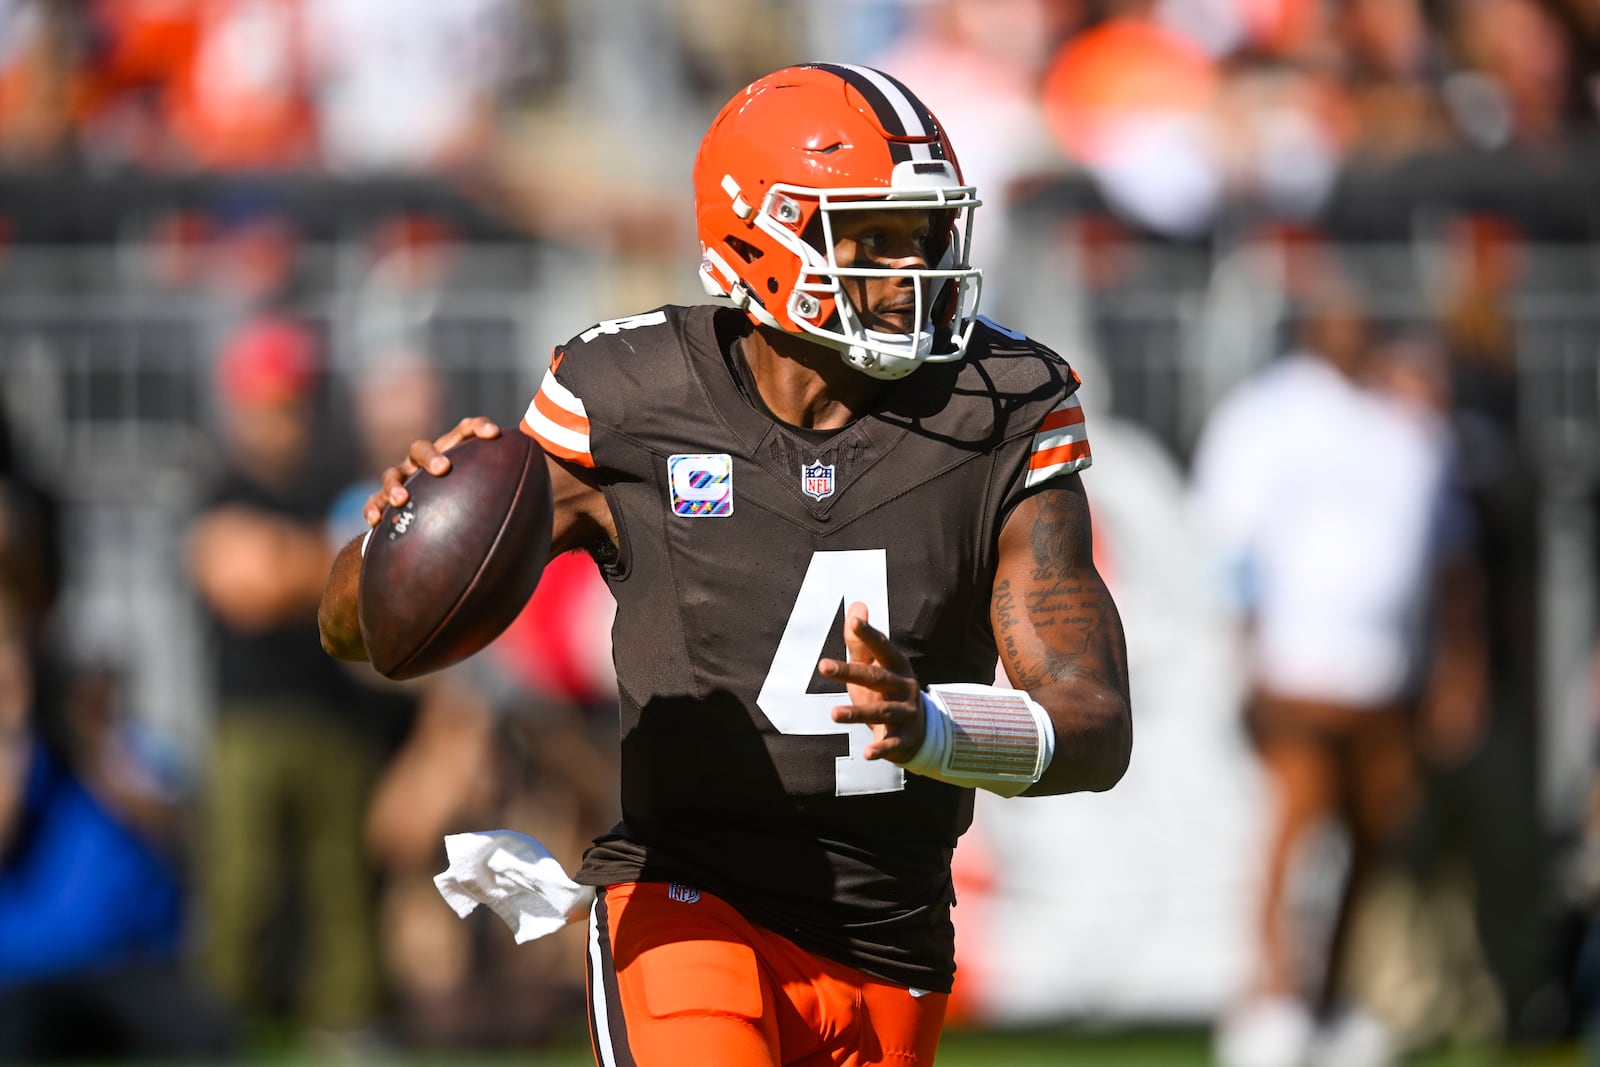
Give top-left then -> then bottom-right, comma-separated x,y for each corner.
208,204 -> 305,314
72,0 -> 334,172
1326,335 -> 1509,1056
1335,0 -> 1456,167
321,343 -> 464,1047
198,202 -> 315,428
0,415 -> 60,656
871,0 -> 1079,286
0,0 -> 77,166
1042,1 -> 1225,237
161,0 -> 315,172
0,424 -> 237,1061
345,214 -> 457,369
1422,215 -> 1567,1044
669,0 -> 807,107
64,0 -> 532,176
1190,275 -> 1468,1067
73,0 -> 199,168
0,398 -> 62,837
1040,0 -> 1353,237
1210,52 -> 1344,224
185,312 -> 382,1050
0,631 -> 239,1064
302,0 -> 519,175
486,1 -> 709,264
1581,488 -> 1600,1060
358,670 -> 499,1048
1441,0 -> 1583,153
1156,0 -> 1328,60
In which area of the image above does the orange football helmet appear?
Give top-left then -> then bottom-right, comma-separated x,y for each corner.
693,64 -> 983,380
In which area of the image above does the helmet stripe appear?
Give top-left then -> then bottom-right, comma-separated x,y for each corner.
806,63 -> 945,163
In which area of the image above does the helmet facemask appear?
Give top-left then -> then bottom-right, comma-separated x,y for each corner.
702,160 -> 984,381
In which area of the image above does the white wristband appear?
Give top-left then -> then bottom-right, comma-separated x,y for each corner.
903,683 -> 1055,797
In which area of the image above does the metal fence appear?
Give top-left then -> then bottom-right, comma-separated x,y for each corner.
1,233 -> 1596,836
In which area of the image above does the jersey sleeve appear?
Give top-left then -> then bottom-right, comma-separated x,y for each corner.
1021,391 -> 1092,488
964,317 -> 1094,523
516,307 -> 693,481
519,347 -> 594,468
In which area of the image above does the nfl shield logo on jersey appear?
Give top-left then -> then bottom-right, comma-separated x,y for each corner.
801,461 -> 835,500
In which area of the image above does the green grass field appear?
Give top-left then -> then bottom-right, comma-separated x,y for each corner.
205,1024 -> 1582,1067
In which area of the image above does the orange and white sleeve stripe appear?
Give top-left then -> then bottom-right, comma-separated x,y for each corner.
520,364 -> 594,468
1023,394 -> 1091,488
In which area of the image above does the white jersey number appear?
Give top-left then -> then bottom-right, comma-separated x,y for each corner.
579,311 -> 667,343
755,549 -> 905,797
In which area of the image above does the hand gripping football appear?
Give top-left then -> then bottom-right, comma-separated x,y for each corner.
358,433 -> 553,680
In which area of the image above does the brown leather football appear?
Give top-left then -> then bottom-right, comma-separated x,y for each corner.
358,432 -> 552,680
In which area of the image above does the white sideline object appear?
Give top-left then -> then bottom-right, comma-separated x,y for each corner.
433,830 -> 595,943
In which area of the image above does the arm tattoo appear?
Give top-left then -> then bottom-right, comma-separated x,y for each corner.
994,483 -> 1128,692
993,578 -> 1034,687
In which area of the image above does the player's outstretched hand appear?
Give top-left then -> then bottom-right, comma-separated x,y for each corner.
362,417 -> 501,526
820,602 -> 926,763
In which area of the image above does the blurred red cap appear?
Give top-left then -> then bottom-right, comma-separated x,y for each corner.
218,315 -> 320,408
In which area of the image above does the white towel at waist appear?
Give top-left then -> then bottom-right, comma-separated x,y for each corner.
433,830 -> 596,944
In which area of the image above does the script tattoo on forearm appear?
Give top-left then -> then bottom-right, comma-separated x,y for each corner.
992,578 -> 1038,688
1006,484 -> 1127,690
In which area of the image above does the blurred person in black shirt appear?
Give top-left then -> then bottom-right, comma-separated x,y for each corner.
186,312 -> 382,1051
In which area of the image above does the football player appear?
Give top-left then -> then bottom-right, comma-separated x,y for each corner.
319,64 -> 1132,1067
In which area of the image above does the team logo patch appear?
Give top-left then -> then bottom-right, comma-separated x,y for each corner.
668,453 -> 734,517
801,461 -> 835,501
667,882 -> 701,904
385,501 -> 416,541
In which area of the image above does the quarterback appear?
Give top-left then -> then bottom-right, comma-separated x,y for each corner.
320,64 -> 1131,1067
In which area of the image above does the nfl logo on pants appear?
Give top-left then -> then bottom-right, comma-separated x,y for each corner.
801,461 -> 835,500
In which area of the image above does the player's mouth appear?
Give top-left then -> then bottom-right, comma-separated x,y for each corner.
869,302 -> 919,333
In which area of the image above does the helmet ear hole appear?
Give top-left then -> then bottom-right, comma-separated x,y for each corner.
725,236 -> 764,264
766,278 -> 779,293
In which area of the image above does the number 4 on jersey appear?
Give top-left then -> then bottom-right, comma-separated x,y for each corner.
756,550 -> 906,797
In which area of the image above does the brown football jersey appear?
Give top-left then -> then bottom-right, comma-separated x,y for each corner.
519,304 -> 1090,992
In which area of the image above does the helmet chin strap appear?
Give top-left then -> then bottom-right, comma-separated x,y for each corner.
824,290 -> 935,381
843,328 -> 933,380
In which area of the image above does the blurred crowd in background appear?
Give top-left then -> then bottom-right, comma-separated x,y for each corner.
0,0 -> 1598,1064
0,0 -> 1597,243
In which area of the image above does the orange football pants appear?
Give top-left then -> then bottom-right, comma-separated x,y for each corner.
585,881 -> 948,1067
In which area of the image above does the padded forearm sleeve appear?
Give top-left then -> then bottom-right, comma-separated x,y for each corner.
903,683 -> 1056,797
